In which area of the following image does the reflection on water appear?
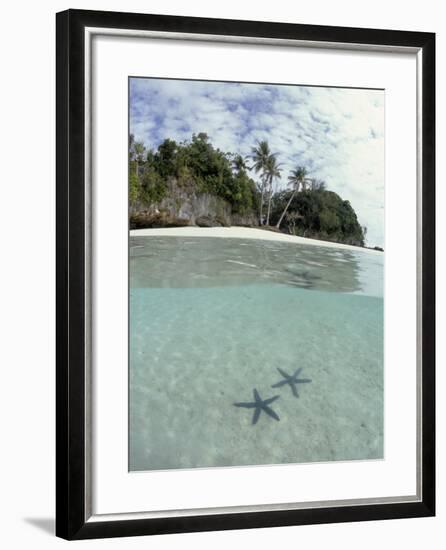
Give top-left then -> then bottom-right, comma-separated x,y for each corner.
130,236 -> 383,297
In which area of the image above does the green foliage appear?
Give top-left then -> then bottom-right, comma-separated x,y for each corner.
130,133 -> 258,213
128,133 -> 364,246
178,133 -> 234,197
232,154 -> 250,173
288,166 -> 307,190
129,171 -> 139,203
130,138 -> 146,165
319,209 -> 339,232
270,189 -> 365,246
153,138 -> 178,178
251,140 -> 272,175
129,160 -> 137,176
140,168 -> 167,204
176,163 -> 193,183
230,171 -> 259,214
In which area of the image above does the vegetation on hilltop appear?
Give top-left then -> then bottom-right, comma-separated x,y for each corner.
129,132 -> 258,215
270,189 -> 365,246
129,133 -> 366,247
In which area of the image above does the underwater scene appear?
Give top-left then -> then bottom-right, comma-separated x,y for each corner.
129,236 -> 384,471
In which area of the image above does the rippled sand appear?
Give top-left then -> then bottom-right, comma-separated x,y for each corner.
129,236 -> 384,471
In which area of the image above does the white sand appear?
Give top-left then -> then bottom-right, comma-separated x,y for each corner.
130,226 -> 381,254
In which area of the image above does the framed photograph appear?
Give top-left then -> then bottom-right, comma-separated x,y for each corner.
56,9 -> 435,540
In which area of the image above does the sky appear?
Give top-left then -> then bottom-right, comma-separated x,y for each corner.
130,77 -> 384,247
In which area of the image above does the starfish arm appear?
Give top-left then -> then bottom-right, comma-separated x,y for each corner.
253,389 -> 261,402
271,379 -> 288,388
291,384 -> 299,398
293,367 -> 303,378
297,378 -> 312,384
252,407 -> 261,425
264,395 -> 280,405
234,401 -> 256,408
263,405 -> 280,421
277,367 -> 290,379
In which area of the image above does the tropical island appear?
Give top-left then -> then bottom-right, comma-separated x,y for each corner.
129,132 -> 367,248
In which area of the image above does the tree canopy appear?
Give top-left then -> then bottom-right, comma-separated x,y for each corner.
129,133 -> 366,246
270,188 -> 365,246
129,133 -> 259,214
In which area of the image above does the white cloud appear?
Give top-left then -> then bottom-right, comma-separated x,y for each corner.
130,78 -> 385,246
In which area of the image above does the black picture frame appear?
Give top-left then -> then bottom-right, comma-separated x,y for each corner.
56,8 -> 435,540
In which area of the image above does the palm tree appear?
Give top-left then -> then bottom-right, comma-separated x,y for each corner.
275,166 -> 308,229
231,154 -> 250,174
251,140 -> 272,225
264,155 -> 282,226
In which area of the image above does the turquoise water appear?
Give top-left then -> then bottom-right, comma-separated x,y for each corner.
129,237 -> 383,471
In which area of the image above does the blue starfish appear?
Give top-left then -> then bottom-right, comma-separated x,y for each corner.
272,367 -> 312,397
233,389 -> 280,425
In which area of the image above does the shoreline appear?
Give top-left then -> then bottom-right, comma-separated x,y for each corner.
130,226 -> 382,254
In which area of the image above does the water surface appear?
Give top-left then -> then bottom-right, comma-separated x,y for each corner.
129,236 -> 383,471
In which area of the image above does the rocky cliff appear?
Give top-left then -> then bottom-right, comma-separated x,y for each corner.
130,177 -> 258,229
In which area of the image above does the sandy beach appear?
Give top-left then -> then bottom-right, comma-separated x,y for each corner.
130,226 -> 381,254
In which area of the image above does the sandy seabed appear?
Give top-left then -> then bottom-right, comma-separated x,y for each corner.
129,230 -> 384,471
